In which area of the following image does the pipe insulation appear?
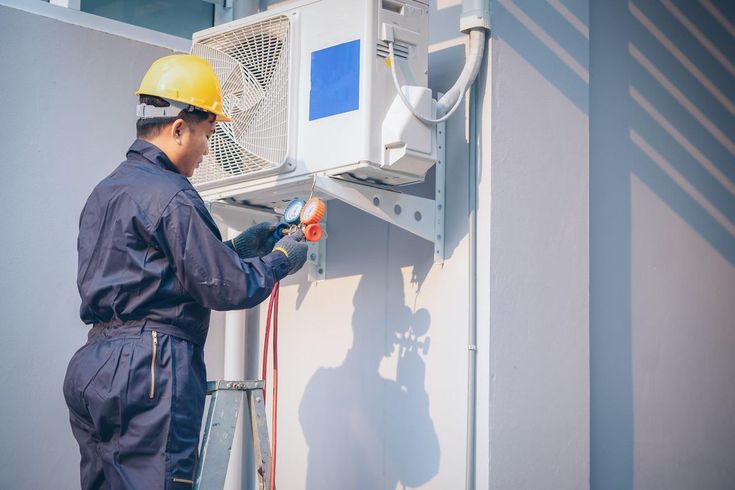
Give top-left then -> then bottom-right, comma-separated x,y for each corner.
388,0 -> 489,125
435,28 -> 486,119
438,0 -> 490,119
388,28 -> 485,124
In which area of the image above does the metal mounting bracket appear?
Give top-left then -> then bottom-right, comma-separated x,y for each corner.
305,210 -> 327,282
204,121 -> 445,278
314,121 -> 446,263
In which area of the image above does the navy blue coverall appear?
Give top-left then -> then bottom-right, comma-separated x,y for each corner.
63,140 -> 290,490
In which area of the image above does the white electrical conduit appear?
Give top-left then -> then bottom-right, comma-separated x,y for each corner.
390,12 -> 488,490
466,81 -> 479,490
388,28 -> 486,125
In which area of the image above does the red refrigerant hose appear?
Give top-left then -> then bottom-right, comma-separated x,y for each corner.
262,282 -> 280,490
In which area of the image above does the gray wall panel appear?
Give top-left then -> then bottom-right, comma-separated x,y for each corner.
0,6 -> 179,488
489,0 -> 590,487
591,1 -> 735,488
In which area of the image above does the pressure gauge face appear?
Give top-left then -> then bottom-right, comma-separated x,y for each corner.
283,198 -> 306,224
300,197 -> 326,225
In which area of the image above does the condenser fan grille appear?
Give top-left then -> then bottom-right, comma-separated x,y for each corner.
190,15 -> 291,187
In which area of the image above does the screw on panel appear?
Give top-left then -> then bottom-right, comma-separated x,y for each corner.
414,211 -> 422,221
394,204 -> 402,215
373,197 -> 381,206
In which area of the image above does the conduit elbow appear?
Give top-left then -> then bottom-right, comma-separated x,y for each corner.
435,28 -> 487,119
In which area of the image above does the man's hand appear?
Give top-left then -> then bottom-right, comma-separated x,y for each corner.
272,229 -> 308,275
226,222 -> 278,259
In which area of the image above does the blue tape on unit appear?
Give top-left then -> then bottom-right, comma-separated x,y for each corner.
309,39 -> 360,121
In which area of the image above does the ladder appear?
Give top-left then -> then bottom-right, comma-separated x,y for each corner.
194,380 -> 272,490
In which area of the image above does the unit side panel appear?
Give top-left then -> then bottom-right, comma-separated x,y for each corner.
295,0 -> 369,178
368,1 -> 430,167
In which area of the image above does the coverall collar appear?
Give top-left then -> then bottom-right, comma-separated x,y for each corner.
127,139 -> 181,175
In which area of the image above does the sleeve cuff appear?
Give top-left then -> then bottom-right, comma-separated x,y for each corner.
262,250 -> 291,281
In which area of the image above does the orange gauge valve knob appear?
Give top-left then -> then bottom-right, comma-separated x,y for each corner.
300,197 -> 326,225
304,223 -> 323,242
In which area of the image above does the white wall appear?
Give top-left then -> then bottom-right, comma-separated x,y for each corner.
590,1 -> 735,488
247,2 -> 475,488
0,3 -> 187,488
487,0 -> 590,488
231,0 -> 591,488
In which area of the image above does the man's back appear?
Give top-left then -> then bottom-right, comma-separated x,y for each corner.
77,139 -> 291,346
77,139 -> 214,345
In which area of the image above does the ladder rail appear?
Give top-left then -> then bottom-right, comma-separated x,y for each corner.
249,389 -> 272,489
194,380 -> 271,490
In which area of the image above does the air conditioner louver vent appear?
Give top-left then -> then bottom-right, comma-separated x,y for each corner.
191,15 -> 291,188
376,40 -> 409,59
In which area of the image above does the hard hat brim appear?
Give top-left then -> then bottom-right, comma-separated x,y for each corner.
134,90 -> 232,123
135,54 -> 232,124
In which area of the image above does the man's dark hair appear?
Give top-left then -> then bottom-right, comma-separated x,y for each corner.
136,95 -> 215,139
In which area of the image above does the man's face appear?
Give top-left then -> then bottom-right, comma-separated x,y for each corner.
177,118 -> 216,178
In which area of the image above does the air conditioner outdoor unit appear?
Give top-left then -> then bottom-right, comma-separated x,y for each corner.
191,0 -> 435,210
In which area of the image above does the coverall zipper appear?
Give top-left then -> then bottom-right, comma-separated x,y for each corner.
150,330 -> 158,399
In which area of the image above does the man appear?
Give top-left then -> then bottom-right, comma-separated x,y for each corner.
63,54 -> 307,490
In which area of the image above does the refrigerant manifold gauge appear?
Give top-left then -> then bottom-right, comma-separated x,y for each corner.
282,198 -> 306,225
275,197 -> 327,242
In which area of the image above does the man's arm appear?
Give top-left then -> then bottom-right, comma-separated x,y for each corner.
154,190 -> 290,311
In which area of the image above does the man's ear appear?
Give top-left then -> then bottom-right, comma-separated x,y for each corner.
170,118 -> 186,143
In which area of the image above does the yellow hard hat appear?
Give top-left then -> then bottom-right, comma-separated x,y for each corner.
136,54 -> 231,122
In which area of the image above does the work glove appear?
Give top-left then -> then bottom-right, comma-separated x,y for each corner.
272,229 -> 308,275
225,222 -> 278,259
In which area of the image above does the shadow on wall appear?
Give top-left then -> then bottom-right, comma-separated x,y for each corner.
587,0 -> 735,488
495,0 -> 590,114
298,266 -> 440,489
489,0 -> 734,487
626,0 -> 735,267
